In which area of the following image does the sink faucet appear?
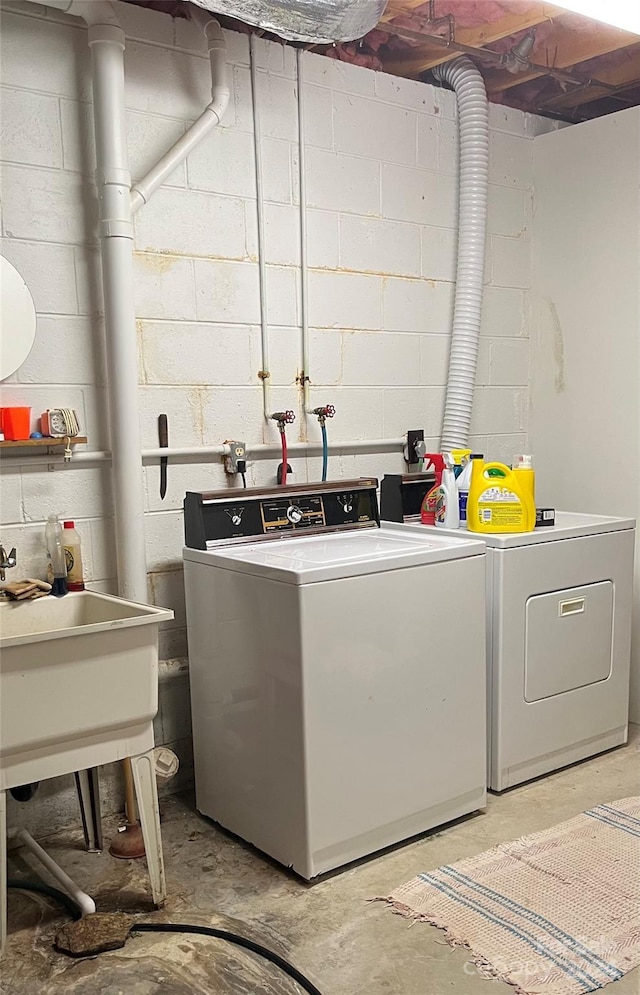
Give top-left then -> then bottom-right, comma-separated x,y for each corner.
0,544 -> 17,582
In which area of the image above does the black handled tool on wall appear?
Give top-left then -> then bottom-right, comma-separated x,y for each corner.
158,414 -> 168,500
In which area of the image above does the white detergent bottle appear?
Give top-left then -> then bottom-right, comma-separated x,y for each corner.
435,454 -> 460,529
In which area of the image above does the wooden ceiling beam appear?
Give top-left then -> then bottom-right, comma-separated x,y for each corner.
380,1 -> 429,24
485,20 -> 640,94
538,45 -> 640,109
381,3 -> 562,77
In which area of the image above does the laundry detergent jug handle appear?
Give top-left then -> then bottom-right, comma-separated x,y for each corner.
481,462 -> 510,478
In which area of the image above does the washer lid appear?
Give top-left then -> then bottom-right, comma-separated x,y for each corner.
182,526 -> 484,584
391,512 -> 636,549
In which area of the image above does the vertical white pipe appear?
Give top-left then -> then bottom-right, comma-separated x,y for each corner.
249,34 -> 272,421
89,26 -> 148,603
296,49 -> 312,416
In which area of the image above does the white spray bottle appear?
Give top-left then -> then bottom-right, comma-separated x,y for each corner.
435,453 -> 460,529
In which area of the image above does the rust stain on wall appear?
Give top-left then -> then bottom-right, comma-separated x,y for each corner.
548,299 -> 566,394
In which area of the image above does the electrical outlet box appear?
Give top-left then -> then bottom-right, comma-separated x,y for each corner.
225,441 -> 246,474
406,429 -> 424,465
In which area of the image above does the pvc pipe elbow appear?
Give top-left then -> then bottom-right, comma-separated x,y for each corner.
202,18 -> 225,47
209,88 -> 231,125
20,0 -> 121,28
69,0 -> 121,27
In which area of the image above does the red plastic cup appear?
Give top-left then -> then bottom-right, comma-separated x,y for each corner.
3,407 -> 32,441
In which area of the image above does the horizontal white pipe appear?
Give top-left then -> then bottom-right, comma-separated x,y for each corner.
247,438 -> 404,455
0,438 -> 405,469
16,829 -> 96,916
130,17 -> 229,213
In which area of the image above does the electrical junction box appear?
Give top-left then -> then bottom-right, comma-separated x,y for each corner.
224,440 -> 246,474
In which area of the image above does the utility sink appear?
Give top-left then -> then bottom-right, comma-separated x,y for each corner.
0,591 -> 173,790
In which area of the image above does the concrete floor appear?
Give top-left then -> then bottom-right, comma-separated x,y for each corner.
2,729 -> 639,995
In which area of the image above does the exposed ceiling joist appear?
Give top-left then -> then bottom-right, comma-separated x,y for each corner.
538,42 -> 640,109
380,0 -> 427,24
485,20 -> 640,94
129,0 -> 640,122
382,3 -> 562,77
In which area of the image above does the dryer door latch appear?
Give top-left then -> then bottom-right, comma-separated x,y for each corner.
559,597 -> 585,617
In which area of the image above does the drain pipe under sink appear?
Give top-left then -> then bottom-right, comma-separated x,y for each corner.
432,57 -> 489,452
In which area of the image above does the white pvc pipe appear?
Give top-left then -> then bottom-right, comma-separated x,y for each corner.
21,0 -> 231,603
27,0 -> 120,26
88,23 -> 148,603
249,34 -> 272,421
16,829 -> 96,916
0,438 -> 406,470
296,49 -> 312,416
432,57 -> 489,451
130,17 -> 229,213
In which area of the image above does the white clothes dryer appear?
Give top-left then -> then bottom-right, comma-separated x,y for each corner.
395,513 -> 635,791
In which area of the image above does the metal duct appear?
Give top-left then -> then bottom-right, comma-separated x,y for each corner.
185,0 -> 387,43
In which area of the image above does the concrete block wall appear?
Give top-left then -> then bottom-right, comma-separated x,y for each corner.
0,0 -> 553,832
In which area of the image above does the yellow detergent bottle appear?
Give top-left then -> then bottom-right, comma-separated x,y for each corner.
467,457 -> 535,534
512,453 -> 536,506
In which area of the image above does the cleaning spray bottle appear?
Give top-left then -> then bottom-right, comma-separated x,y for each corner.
420,454 -> 446,525
435,453 -> 460,529
450,448 -> 472,479
456,453 -> 475,528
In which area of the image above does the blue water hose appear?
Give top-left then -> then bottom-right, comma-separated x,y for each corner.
321,422 -> 328,482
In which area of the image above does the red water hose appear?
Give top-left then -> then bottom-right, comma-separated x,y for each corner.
280,429 -> 287,485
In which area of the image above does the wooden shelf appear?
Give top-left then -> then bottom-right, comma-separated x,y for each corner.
0,436 -> 88,450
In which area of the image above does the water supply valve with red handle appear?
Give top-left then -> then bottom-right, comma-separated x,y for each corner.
270,410 -> 295,429
312,405 -> 335,425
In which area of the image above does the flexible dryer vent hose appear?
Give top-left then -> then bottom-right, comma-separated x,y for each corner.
432,57 -> 489,451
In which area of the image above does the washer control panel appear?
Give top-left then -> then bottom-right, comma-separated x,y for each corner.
263,495 -> 325,533
184,479 -> 379,549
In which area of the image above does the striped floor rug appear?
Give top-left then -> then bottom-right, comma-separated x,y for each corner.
379,798 -> 640,995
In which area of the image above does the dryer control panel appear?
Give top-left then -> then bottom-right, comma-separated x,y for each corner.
184,479 -> 380,549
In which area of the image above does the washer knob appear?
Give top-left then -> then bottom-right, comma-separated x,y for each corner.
286,504 -> 303,524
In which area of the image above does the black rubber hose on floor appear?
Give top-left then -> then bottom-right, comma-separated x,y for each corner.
7,879 -> 82,920
7,881 -> 324,995
133,923 -> 323,995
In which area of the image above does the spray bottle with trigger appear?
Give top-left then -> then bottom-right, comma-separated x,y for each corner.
435,453 -> 460,529
420,454 -> 447,525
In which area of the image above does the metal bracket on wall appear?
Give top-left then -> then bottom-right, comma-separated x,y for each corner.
406,429 -> 425,465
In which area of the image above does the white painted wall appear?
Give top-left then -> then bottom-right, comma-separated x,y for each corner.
0,0 -> 548,829
530,107 -> 640,720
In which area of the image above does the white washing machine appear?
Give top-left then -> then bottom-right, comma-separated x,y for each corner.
395,512 -> 635,791
183,479 -> 487,879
